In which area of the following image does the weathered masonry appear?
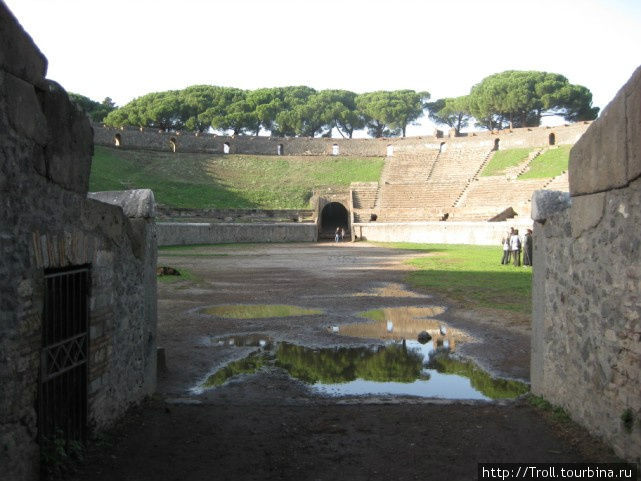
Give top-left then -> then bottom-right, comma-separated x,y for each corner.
0,5 -> 157,480
93,121 -> 589,156
531,66 -> 641,463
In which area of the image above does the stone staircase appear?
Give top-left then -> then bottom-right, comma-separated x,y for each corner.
541,171 -> 569,191
351,182 -> 380,223
510,148 -> 544,179
452,149 -> 496,208
350,143 -> 568,224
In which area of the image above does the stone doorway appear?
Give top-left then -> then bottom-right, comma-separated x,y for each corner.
320,202 -> 349,239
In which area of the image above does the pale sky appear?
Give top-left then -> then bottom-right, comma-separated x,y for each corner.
5,0 -> 641,135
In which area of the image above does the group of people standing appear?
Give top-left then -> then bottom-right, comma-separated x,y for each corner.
501,227 -> 533,267
335,227 -> 346,242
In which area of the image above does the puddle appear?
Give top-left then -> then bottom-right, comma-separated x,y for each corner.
205,304 -> 322,319
354,283 -> 431,299
201,352 -> 272,388
330,307 -> 469,350
207,334 -> 274,349
198,340 -> 528,400
275,342 -> 527,400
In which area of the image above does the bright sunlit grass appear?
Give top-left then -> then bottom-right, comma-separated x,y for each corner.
376,243 -> 532,314
519,145 -> 570,179
89,146 -> 384,209
481,148 -> 532,176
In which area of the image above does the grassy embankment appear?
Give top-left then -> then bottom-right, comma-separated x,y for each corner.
480,145 -> 571,180
376,243 -> 532,315
519,144 -> 571,179
89,146 -> 384,209
481,148 -> 532,176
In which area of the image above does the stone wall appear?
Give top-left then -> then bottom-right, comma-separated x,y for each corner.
93,121 -> 590,156
156,206 -> 315,223
157,222 -> 318,246
353,220 -> 532,246
531,66 -> 641,463
0,5 -> 157,480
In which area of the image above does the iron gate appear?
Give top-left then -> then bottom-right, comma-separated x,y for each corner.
39,266 -> 90,448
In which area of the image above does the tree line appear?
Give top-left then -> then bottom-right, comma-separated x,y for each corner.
70,70 -> 599,138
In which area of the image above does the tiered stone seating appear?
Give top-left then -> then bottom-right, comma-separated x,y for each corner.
381,151 -> 440,184
380,182 -> 462,210
459,178 -> 547,208
351,182 -> 378,208
429,145 -> 490,182
351,182 -> 379,223
377,208 -> 442,222
356,144 -> 493,222
449,177 -> 548,221
542,171 -> 569,191
351,141 -> 567,224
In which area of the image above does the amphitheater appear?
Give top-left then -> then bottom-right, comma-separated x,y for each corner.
4,1 -> 641,478
93,122 -> 590,245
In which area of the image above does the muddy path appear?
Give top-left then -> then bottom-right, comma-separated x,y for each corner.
69,242 -> 619,481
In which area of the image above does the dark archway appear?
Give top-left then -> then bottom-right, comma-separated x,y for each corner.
114,133 -> 121,147
548,133 -> 556,146
169,137 -> 177,153
493,138 -> 500,151
320,202 -> 348,237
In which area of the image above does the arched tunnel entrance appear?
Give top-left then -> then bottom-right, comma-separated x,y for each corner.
320,202 -> 349,239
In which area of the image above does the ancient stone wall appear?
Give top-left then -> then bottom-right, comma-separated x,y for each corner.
0,6 -> 157,480
156,206 -> 315,223
93,121 -> 590,156
531,66 -> 641,463
157,222 -> 318,246
353,220 -> 532,246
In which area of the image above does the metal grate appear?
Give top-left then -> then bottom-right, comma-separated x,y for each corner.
39,266 -> 90,448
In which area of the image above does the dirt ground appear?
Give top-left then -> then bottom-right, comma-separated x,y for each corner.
69,242 -> 620,481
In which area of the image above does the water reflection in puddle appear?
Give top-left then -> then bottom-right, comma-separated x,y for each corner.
275,342 -> 527,400
330,306 -> 469,351
208,334 -> 274,349
201,352 -> 272,388
199,340 -> 528,400
198,305 -> 527,400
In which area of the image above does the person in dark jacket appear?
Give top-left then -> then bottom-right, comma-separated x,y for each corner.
523,228 -> 533,266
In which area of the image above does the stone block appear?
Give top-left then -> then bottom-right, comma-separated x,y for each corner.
0,71 -> 47,146
38,80 -> 93,194
570,92 -> 628,196
531,190 -> 571,222
625,66 -> 641,182
88,189 -> 156,219
570,193 -> 605,238
0,3 -> 47,84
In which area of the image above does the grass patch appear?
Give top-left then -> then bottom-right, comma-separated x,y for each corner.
359,309 -> 386,322
90,146 -> 384,209
481,148 -> 532,176
157,267 -> 197,283
519,145 -> 570,179
205,304 -> 322,319
528,394 -> 572,423
159,252 -> 228,258
375,243 -> 531,314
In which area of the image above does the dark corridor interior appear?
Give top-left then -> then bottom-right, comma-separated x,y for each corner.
320,202 -> 349,238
